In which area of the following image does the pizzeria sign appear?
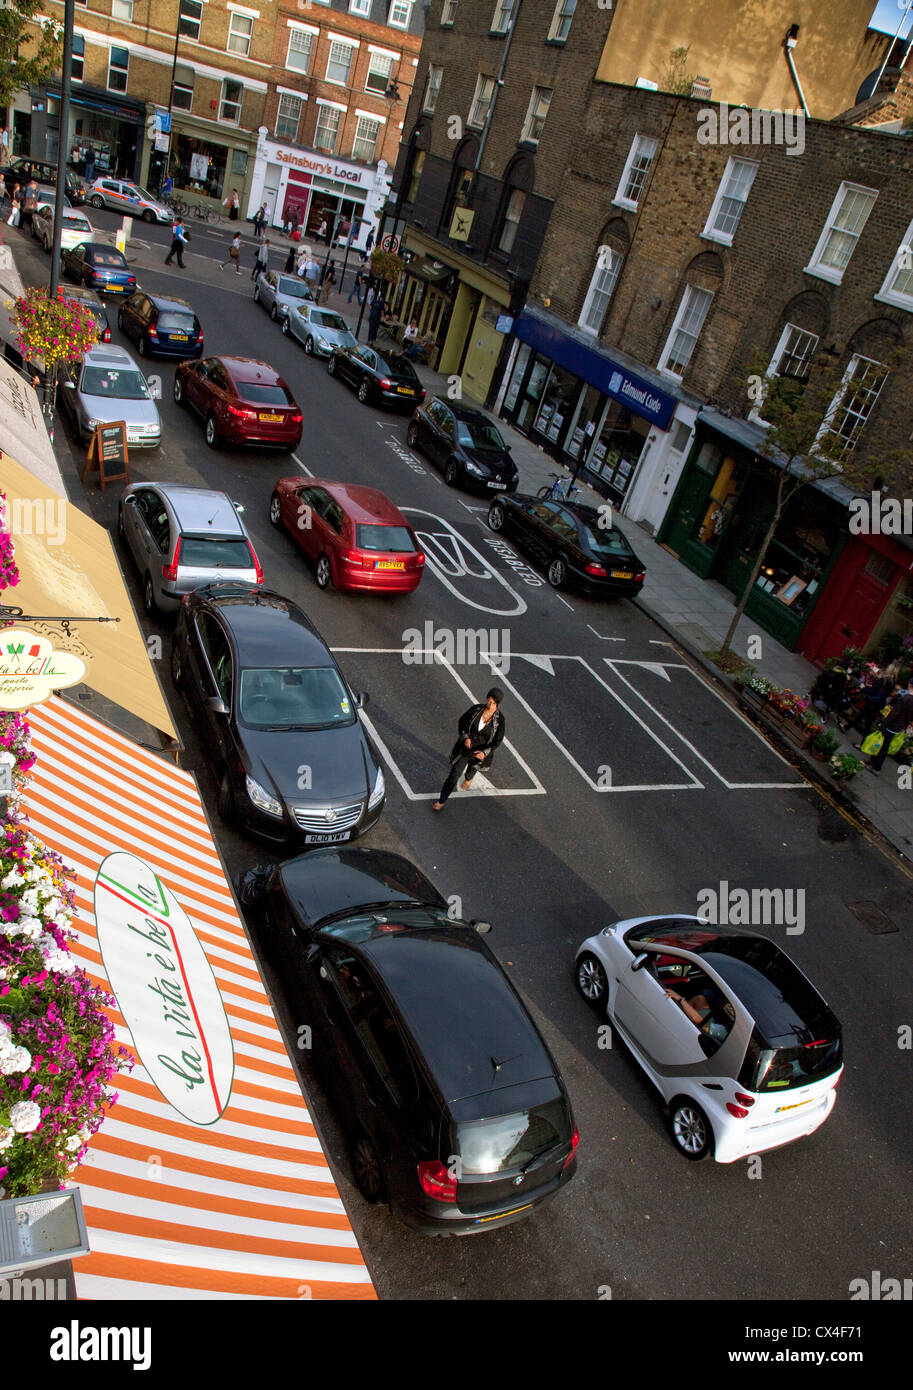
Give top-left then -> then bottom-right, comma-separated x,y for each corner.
0,628 -> 85,709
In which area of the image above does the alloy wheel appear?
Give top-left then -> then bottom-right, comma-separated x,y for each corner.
305,336 -> 314,355
316,554 -> 332,590
173,375 -> 183,405
444,459 -> 458,487
205,414 -> 219,448
351,1134 -> 384,1203
576,953 -> 607,1006
548,557 -> 567,588
488,503 -> 505,532
268,493 -> 282,526
670,1101 -> 712,1161
357,379 -> 370,403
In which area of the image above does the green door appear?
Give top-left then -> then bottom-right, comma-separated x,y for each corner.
663,467 -> 713,557
716,504 -> 774,601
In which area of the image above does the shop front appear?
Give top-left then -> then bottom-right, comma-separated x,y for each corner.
248,132 -> 389,251
146,125 -> 255,208
35,84 -> 146,182
498,308 -> 679,506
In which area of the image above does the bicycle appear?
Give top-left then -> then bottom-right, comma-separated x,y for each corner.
164,193 -> 189,220
537,472 -> 581,502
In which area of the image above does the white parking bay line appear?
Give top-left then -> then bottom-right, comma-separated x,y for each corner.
291,453 -> 314,477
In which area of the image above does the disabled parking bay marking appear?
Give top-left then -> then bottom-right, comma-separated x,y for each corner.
331,647 -> 543,800
604,659 -> 801,789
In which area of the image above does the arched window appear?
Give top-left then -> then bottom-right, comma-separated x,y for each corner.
440,136 -> 479,237
491,154 -> 534,258
579,249 -> 622,335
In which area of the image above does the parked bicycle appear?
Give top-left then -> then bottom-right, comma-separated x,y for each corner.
164,193 -> 189,220
537,473 -> 581,502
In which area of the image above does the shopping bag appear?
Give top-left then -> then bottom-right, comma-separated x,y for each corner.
7,209 -> 19,227
291,229 -> 301,242
860,730 -> 884,756
888,730 -> 905,757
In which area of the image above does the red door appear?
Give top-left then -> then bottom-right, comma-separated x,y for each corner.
800,537 -> 903,666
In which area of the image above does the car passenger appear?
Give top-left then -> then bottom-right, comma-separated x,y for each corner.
664,987 -> 731,1042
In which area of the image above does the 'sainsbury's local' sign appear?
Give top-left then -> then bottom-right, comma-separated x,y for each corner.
0,629 -> 85,710
94,852 -> 234,1125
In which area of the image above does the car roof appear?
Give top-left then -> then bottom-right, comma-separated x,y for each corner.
217,356 -> 283,385
309,480 -> 408,526
279,848 -> 447,931
360,928 -> 558,1104
142,292 -> 195,313
150,486 -> 245,536
83,242 -> 126,258
200,585 -> 328,663
440,400 -> 499,427
83,344 -> 137,366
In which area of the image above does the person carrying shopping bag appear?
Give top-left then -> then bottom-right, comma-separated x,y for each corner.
221,231 -> 242,274
224,189 -> 241,221
862,677 -> 913,774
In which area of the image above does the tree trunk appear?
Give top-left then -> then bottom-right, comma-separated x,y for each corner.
719,474 -> 789,658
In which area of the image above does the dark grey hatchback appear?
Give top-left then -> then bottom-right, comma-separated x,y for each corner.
238,847 -> 579,1234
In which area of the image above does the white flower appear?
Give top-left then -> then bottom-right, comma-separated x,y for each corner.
19,888 -> 40,913
0,1035 -> 14,1062
0,1126 -> 14,1151
1,869 -> 24,890
9,1101 -> 41,1133
0,751 -> 14,768
65,1134 -> 82,1153
0,1020 -> 11,1044
43,949 -> 75,975
0,1046 -> 30,1075
17,921 -> 41,943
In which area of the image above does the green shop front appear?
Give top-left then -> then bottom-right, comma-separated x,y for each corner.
659,408 -> 847,651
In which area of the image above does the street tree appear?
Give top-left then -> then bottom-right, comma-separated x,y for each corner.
0,2 -> 62,113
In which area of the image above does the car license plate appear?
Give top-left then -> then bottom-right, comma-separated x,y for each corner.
475,1203 -> 534,1224
375,560 -> 405,570
396,386 -> 414,394
488,481 -> 507,490
171,333 -> 188,341
304,831 -> 351,844
259,412 -> 283,422
775,1097 -> 814,1114
611,570 -> 633,579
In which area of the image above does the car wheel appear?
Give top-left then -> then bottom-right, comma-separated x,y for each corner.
173,374 -> 184,406
315,554 -> 332,590
281,316 -> 290,336
269,492 -> 282,527
205,413 -> 220,449
117,504 -> 126,539
117,307 -> 125,332
351,1132 -> 385,1204
327,354 -> 337,376
216,769 -> 236,824
488,501 -> 506,532
270,303 -> 278,322
170,642 -> 184,688
548,556 -> 567,589
90,194 -> 104,209
138,335 -> 148,357
575,953 -> 608,1009
253,283 -> 260,302
142,208 -> 154,223
357,378 -> 370,404
304,335 -> 315,356
444,459 -> 459,487
406,421 -> 419,449
43,236 -> 51,254
669,1098 -> 714,1162
142,573 -> 156,616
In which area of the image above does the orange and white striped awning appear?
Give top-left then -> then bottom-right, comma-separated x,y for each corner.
24,696 -> 375,1300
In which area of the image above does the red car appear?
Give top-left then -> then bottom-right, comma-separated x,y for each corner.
174,355 -> 303,452
269,478 -> 425,594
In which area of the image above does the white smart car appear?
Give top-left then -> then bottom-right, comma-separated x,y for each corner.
575,916 -> 843,1162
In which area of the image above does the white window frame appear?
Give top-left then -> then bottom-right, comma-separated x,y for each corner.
314,102 -> 343,154
326,39 -> 355,86
111,0 -> 134,20
441,0 -> 458,23
613,134 -> 657,210
875,219 -> 913,312
815,354 -> 888,456
178,0 -> 203,41
547,0 -> 576,42
275,92 -> 303,142
227,11 -> 253,57
353,114 -> 381,162
388,0 -> 412,27
702,157 -> 758,245
349,0 -> 371,12
490,0 -> 515,34
286,27 -> 314,75
107,45 -> 129,93
498,187 -> 524,254
366,51 -> 394,95
658,285 -> 714,378
422,63 -> 443,114
468,74 -> 495,130
578,249 -> 621,335
171,65 -> 195,111
71,33 -> 85,81
521,86 -> 551,145
219,78 -> 244,125
804,182 -> 878,285
749,323 -> 820,425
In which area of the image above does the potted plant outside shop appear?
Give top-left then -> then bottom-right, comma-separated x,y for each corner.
830,752 -> 864,781
811,728 -> 840,761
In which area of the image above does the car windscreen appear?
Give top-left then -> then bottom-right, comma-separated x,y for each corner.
180,537 -> 252,569
377,355 -> 418,381
311,311 -> 348,331
79,367 -> 149,399
452,1096 -> 572,1175
582,526 -> 637,558
456,417 -> 506,452
355,524 -> 416,553
89,250 -> 126,267
132,188 -> 158,202
63,214 -> 90,229
239,666 -> 355,729
738,1027 -> 842,1093
157,311 -> 196,332
236,382 -> 290,406
279,277 -> 312,299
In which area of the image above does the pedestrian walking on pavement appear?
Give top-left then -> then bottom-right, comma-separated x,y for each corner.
289,205 -> 300,239
348,265 -> 365,305
253,204 -> 267,238
221,231 -> 242,274
433,689 -> 506,810
319,259 -> 336,304
252,236 -> 270,280
865,677 -> 913,774
364,227 -> 375,254
284,244 -> 297,273
844,673 -> 895,739
303,253 -> 321,292
224,188 -> 241,221
164,218 -> 189,267
367,292 -> 383,343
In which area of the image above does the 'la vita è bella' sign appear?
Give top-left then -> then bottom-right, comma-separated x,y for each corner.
0,629 -> 86,710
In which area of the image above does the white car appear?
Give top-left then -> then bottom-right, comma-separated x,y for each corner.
32,202 -> 92,253
575,915 -> 843,1162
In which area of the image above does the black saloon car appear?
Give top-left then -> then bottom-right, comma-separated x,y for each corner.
238,847 -> 579,1234
172,584 -> 385,843
118,290 -> 203,358
0,157 -> 85,204
408,397 -> 519,493
488,495 -> 647,594
62,241 -> 136,296
327,342 -> 425,409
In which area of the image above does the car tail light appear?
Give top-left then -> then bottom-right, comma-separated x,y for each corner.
633,570 -> 646,582
418,389 -> 426,401
734,1092 -> 755,1106
227,403 -> 257,420
162,537 -> 182,582
415,551 -> 425,567
417,1160 -> 457,1203
247,541 -> 263,584
341,548 -> 372,569
102,327 -> 111,342
726,1102 -> 750,1119
379,377 -> 392,389
585,562 -> 608,577
148,325 -> 158,339
289,411 -> 302,424
562,1127 -> 580,1169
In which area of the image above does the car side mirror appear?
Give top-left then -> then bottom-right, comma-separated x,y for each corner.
631,952 -> 650,972
355,690 -> 369,708
62,380 -> 76,390
471,920 -> 492,934
206,695 -> 228,715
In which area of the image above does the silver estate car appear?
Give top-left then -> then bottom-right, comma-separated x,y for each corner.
253,269 -> 315,321
118,483 -> 263,615
32,201 -> 91,253
282,303 -> 357,357
58,343 -> 161,449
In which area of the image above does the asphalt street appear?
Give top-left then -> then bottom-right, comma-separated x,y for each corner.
18,211 -> 913,1302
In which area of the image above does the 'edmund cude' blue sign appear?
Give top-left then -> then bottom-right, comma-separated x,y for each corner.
513,311 -> 677,431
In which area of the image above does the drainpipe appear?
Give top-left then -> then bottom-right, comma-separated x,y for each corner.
474,0 -> 523,177
784,26 -> 810,117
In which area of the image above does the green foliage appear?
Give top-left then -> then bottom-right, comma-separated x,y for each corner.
370,248 -> 404,287
812,728 -> 840,755
660,46 -> 696,96
0,2 -> 62,112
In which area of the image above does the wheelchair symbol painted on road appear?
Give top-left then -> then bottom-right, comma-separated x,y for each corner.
403,508 -> 527,617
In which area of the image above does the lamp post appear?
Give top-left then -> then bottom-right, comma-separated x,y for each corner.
160,14 -> 183,190
45,0 -> 75,426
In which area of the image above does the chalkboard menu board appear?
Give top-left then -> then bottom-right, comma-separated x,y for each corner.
82,421 -> 129,490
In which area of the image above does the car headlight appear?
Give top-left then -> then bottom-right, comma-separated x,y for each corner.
86,418 -> 99,431
245,774 -> 283,818
316,336 -> 330,349
367,765 -> 385,811
464,460 -> 486,477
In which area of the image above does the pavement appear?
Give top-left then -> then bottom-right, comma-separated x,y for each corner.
5,215 -> 912,863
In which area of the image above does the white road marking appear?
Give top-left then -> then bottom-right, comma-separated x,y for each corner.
459,500 -> 487,514
553,593 -> 574,611
291,454 -> 314,477
401,508 -> 528,617
587,625 -> 625,641
605,659 -> 798,787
